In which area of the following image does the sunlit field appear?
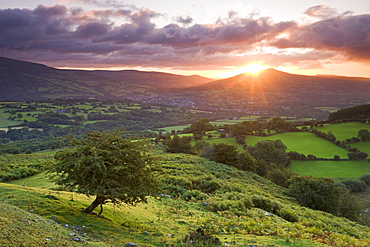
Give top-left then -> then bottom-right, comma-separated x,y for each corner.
245,132 -> 349,158
316,122 -> 370,141
290,160 -> 370,178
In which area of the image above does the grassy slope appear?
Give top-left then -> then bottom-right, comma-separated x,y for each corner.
316,123 -> 370,141
1,152 -> 370,246
0,202 -> 85,247
245,132 -> 348,158
289,160 -> 370,178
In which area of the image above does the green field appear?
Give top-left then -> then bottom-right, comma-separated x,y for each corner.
290,160 -> 370,178
204,137 -> 244,151
314,107 -> 340,113
245,132 -> 349,158
351,141 -> 370,154
157,124 -> 191,133
316,122 -> 370,141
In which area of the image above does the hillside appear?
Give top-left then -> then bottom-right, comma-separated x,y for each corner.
179,68 -> 370,107
91,70 -> 212,88
2,57 -> 370,117
0,56 -> 210,100
1,151 -> 370,246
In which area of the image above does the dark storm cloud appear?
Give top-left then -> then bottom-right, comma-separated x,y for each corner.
1,4 -> 369,69
272,14 -> 370,62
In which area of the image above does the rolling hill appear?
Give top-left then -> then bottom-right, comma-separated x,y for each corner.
1,56 -> 370,114
0,56 -> 210,100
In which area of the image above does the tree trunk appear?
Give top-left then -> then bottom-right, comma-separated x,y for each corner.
83,195 -> 106,214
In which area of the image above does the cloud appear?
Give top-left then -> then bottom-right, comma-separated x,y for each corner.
0,4 -> 369,71
271,14 -> 370,62
304,5 -> 338,19
176,16 -> 193,25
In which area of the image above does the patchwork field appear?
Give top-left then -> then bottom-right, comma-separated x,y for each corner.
245,132 -> 349,158
316,122 -> 370,141
289,160 -> 370,178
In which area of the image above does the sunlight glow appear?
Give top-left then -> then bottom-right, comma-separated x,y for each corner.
242,63 -> 270,75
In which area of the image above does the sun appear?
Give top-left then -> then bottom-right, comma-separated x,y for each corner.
242,63 -> 269,75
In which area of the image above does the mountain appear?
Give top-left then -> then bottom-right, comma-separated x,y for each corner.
173,68 -> 370,109
1,56 -> 370,114
91,70 -> 211,88
0,56 -> 210,100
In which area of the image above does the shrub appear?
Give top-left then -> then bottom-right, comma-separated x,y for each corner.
207,192 -> 253,215
266,167 -> 297,188
251,195 -> 281,214
181,190 -> 209,201
277,207 -> 299,222
338,179 -> 367,192
182,228 -> 222,246
359,173 -> 370,186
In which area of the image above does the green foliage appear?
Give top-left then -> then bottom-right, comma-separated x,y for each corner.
234,151 -> 258,172
289,176 -> 363,219
289,176 -> 339,214
358,129 -> 370,141
182,228 -> 222,246
337,179 -> 367,192
187,118 -> 215,133
211,143 -> 239,166
208,192 -> 253,215
181,190 -> 209,201
48,131 -> 159,214
265,167 -> 297,188
2,151 -> 370,246
164,135 -> 195,154
328,104 -> 370,122
359,173 -> 370,185
251,195 -> 282,214
248,140 -> 291,166
0,152 -> 53,182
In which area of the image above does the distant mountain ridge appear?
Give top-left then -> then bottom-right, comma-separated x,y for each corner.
0,56 -> 211,100
1,56 -> 370,113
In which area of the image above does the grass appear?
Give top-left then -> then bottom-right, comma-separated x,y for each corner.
316,122 -> 370,141
351,141 -> 370,154
1,152 -> 370,246
289,160 -> 370,178
245,132 -> 349,158
0,202 -> 84,247
205,137 -> 244,151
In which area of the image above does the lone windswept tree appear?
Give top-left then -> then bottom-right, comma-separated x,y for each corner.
48,131 -> 159,215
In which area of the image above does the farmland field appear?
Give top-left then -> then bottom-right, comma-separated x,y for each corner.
314,106 -> 340,113
316,122 -> 370,141
289,160 -> 370,178
351,141 -> 370,154
205,137 -> 244,150
245,132 -> 349,158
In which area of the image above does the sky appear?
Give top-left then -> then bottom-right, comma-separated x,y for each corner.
1,0 -> 370,79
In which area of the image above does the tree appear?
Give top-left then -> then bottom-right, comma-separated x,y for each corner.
48,131 -> 159,215
358,129 -> 370,141
212,143 -> 239,166
248,140 -> 290,166
164,135 -> 195,154
289,176 -> 341,215
188,119 -> 214,133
